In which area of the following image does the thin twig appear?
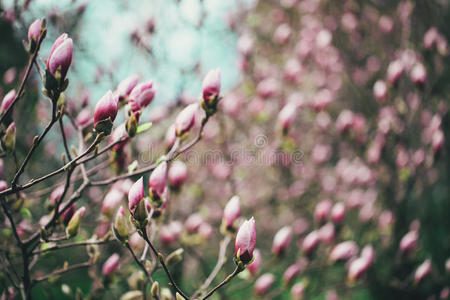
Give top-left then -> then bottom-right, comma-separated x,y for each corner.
200,266 -> 240,300
32,261 -> 91,283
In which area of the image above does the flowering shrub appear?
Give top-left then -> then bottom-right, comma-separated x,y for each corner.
1,1 -> 450,300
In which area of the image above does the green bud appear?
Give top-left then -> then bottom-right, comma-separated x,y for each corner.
2,122 -> 16,153
113,206 -> 129,242
165,248 -> 184,267
66,207 -> 86,238
151,281 -> 159,298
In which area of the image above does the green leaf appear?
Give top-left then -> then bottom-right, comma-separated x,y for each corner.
136,122 -> 153,134
20,208 -> 32,218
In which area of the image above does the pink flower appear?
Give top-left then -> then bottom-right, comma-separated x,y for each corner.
202,68 -> 221,104
222,195 -> 241,228
128,177 -> 144,213
149,161 -> 167,198
165,124 -> 176,148
361,244 -> 375,265
46,33 -> 73,80
168,161 -> 188,188
235,217 -> 256,264
174,103 -> 198,136
272,226 -> 292,255
116,75 -> 139,100
93,90 -> 118,126
331,202 -> 346,223
302,230 -> 320,254
283,263 -> 301,283
348,256 -> 371,280
129,80 -> 156,112
102,188 -> 124,217
1,90 -> 16,113
386,60 -> 403,85
399,230 -> 418,252
76,108 -> 92,127
410,64 -> 426,86
0,180 -> 8,192
247,249 -> 261,276
373,80 -> 387,102
28,19 -> 42,43
277,102 -> 297,132
291,282 -> 305,300
319,222 -> 335,243
102,253 -> 120,276
49,185 -> 65,206
254,273 -> 275,295
329,241 -> 358,262
185,213 -> 203,233
314,199 -> 332,222
415,259 -> 432,284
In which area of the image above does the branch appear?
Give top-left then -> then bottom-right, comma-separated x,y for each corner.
125,242 -> 153,284
200,266 -> 240,300
32,238 -> 113,255
32,261 -> 91,284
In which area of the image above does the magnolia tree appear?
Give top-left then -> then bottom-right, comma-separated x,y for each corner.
1,1 -> 450,300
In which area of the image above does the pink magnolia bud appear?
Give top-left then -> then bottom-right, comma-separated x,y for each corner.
314,199 -> 332,222
319,222 -> 335,243
222,195 -> 241,228
277,102 -> 297,133
93,90 -> 119,126
423,27 -> 439,49
256,77 -> 280,99
185,213 -> 203,233
0,180 -> 8,192
373,80 -> 387,102
335,110 -> 354,133
102,188 -> 123,217
247,249 -> 261,276
160,221 -> 182,244
174,103 -> 198,136
199,222 -> 213,240
410,64 -> 426,86
272,226 -> 292,255
302,230 -> 320,254
415,259 -> 432,284
399,230 -> 418,252
128,177 -> 144,213
386,60 -> 403,85
60,204 -> 75,226
348,256 -> 371,281
149,161 -> 167,199
329,241 -> 358,262
254,273 -> 275,295
165,124 -> 176,148
168,161 -> 188,188
291,282 -> 305,300
274,23 -> 292,44
129,80 -> 156,112
1,90 -> 16,113
283,263 -> 301,283
116,75 -> 139,100
361,244 -> 375,265
432,129 -> 444,152
235,217 -> 256,264
102,253 -> 120,276
331,202 -> 346,223
202,68 -> 221,105
28,19 -> 42,43
49,185 -> 65,207
129,231 -> 145,253
46,33 -> 73,80
76,108 -> 92,127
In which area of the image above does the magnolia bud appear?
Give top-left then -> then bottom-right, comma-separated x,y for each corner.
102,253 -> 120,276
202,68 -> 221,107
415,259 -> 432,284
102,188 -> 123,218
2,122 -> 15,153
113,206 -> 128,241
128,177 -> 144,213
151,281 -> 159,297
277,102 -> 297,134
28,19 -> 42,45
125,111 -> 140,137
247,249 -> 261,276
386,60 -> 403,85
235,217 -> 256,264
314,199 -> 332,222
168,161 -> 188,188
291,282 -> 305,300
149,161 -> 167,201
93,90 -> 118,135
129,232 -> 145,253
66,206 -> 86,237
222,195 -> 241,230
329,241 -> 358,262
0,180 -> 7,192
116,75 -> 139,100
1,90 -> 16,113
174,103 -> 198,136
302,230 -> 320,254
399,230 -> 418,252
165,248 -> 184,266
331,202 -> 346,223
60,204 -> 75,226
373,80 -> 387,102
76,108 -> 91,127
254,273 -> 275,295
129,80 -> 156,112
46,33 -> 73,83
272,226 -> 292,256
410,63 -> 426,87
283,263 -> 301,284
348,256 -> 371,281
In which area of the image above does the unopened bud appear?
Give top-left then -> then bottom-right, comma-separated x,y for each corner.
165,248 -> 184,266
2,122 -> 15,153
113,206 -> 128,242
151,281 -> 159,298
66,206 -> 86,237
